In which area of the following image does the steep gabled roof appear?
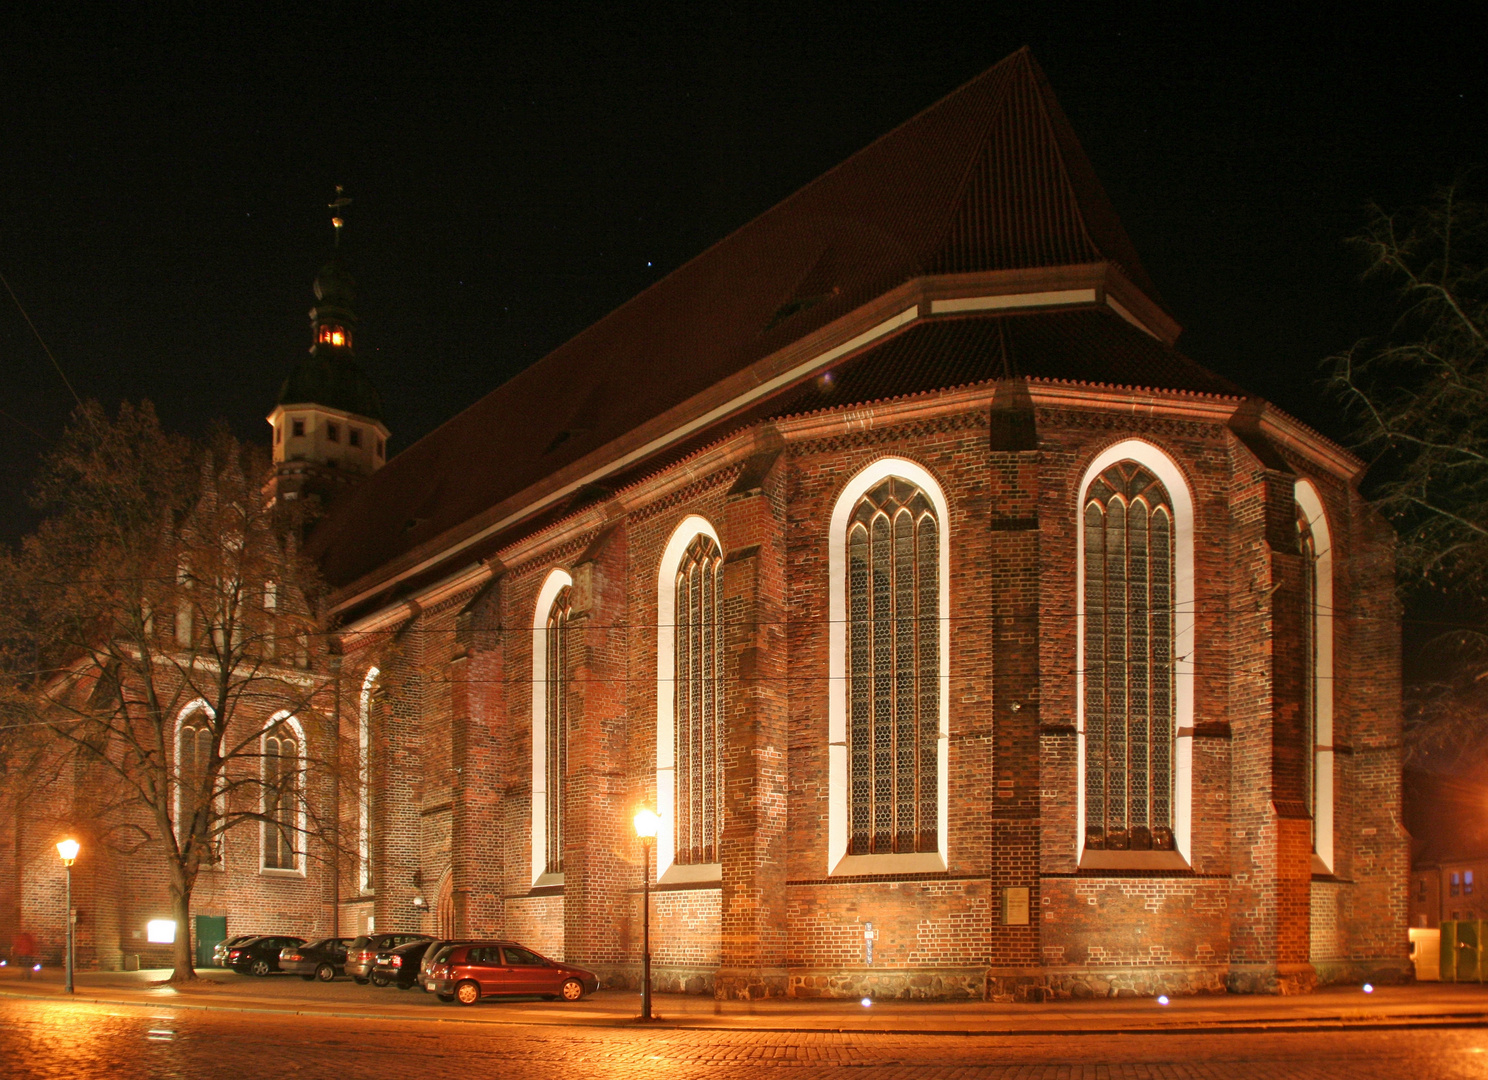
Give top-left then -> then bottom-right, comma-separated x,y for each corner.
311,48 -> 1198,595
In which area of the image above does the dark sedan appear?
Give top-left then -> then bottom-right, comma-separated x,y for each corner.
225,935 -> 305,976
345,932 -> 432,984
371,938 -> 436,989
279,937 -> 353,981
210,934 -> 259,968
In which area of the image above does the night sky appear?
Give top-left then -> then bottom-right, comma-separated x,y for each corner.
1,5 -> 1484,546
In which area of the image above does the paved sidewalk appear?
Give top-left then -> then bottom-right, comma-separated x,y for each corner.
1,966 -> 1484,1035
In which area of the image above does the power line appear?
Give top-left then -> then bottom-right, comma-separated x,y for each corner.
0,266 -> 81,409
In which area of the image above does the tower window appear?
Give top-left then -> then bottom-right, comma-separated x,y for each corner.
348,427 -> 361,448
275,424 -> 282,445
326,423 -> 339,443
292,418 -> 305,438
319,324 -> 348,348
377,438 -> 385,458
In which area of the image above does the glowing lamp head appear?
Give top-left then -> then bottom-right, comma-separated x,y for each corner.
633,808 -> 659,840
56,838 -> 80,866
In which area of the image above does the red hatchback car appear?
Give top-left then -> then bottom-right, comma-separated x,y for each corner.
422,941 -> 598,1005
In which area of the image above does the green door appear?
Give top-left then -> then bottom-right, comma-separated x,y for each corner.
195,915 -> 227,969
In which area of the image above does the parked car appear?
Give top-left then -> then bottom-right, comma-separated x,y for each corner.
345,933 -> 432,984
211,934 -> 260,968
417,940 -> 480,987
371,939 -> 436,989
225,935 -> 306,976
279,937 -> 353,981
422,941 -> 598,1005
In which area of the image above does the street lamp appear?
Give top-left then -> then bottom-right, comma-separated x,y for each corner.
633,807 -> 659,1021
55,838 -> 79,995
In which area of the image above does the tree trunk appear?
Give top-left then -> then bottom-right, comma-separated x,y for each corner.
167,864 -> 196,983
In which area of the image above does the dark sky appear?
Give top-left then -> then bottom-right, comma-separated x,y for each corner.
1,4 -> 1484,545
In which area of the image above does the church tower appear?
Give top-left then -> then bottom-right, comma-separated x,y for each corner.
268,189 -> 390,507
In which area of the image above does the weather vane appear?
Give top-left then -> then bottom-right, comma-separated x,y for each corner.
328,185 -> 352,247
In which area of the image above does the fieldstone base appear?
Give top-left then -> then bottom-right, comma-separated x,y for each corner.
714,966 -> 789,1000
587,963 -> 717,995
1312,957 -> 1414,988
1226,962 -> 1317,995
1041,965 -> 1228,1000
789,967 -> 984,1000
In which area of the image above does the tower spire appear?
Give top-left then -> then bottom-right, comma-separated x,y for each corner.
328,185 -> 352,248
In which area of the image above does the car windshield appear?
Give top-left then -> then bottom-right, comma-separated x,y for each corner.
350,937 -> 370,950
431,945 -> 456,962
305,938 -> 333,950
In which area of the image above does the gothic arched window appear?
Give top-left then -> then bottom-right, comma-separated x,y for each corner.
262,716 -> 303,871
176,709 -> 213,837
544,586 -> 572,876
1295,479 -> 1334,870
673,534 -> 724,865
358,667 -> 379,893
846,476 -> 940,856
1083,461 -> 1176,852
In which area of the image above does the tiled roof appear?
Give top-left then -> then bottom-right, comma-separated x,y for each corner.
311,48 -> 1213,594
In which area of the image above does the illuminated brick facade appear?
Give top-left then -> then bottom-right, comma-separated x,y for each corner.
0,48 -> 1409,996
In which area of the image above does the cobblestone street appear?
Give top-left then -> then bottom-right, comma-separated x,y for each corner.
2,997 -> 1486,1080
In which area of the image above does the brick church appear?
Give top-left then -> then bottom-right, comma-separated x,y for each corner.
7,48 -> 1410,997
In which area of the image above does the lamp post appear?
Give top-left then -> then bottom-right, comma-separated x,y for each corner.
55,838 -> 79,994
633,808 -> 659,1021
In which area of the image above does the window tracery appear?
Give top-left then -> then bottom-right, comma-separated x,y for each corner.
846,477 -> 939,856
673,534 -> 724,865
1082,461 -> 1175,852
544,586 -> 572,876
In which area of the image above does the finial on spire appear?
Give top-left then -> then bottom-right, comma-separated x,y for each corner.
328,185 -> 352,247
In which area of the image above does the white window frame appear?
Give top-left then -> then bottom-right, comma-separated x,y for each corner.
358,666 -> 380,893
827,456 -> 951,876
260,710 -> 307,875
1295,479 -> 1334,873
1076,439 -> 1196,866
655,515 -> 725,885
531,568 -> 573,887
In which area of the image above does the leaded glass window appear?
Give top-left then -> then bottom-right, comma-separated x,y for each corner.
545,587 -> 572,875
1298,504 -> 1319,850
846,477 -> 939,856
1084,462 -> 1175,852
178,717 -> 212,834
263,725 -> 299,870
674,534 -> 724,865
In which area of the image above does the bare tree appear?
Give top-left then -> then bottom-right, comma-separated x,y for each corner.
1330,175 -> 1488,760
0,402 -> 345,982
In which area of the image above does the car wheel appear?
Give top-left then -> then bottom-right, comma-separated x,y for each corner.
371,972 -> 390,987
437,993 -> 455,1003
353,976 -> 369,985
560,978 -> 585,1002
251,959 -> 272,977
316,964 -> 336,982
455,980 -> 481,1006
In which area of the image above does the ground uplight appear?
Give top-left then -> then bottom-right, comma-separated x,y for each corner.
1363,983 -> 1374,993
1157,995 -> 1170,1006
861,997 -> 872,1007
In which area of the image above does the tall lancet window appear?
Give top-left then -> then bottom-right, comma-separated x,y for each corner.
846,477 -> 940,856
1297,504 -> 1319,846
674,534 -> 724,865
261,715 -> 303,871
544,586 -> 572,876
1083,462 -> 1176,852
